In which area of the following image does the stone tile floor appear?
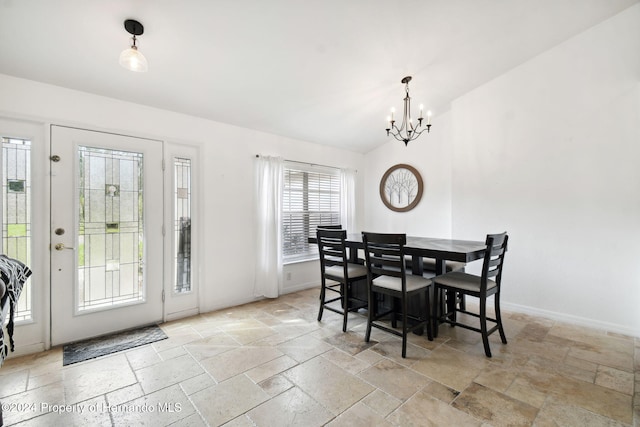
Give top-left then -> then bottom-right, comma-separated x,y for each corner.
0,288 -> 638,426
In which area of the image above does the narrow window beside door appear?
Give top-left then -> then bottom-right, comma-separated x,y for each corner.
1,137 -> 32,321
174,157 -> 191,293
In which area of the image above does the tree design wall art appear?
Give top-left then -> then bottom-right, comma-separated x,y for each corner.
379,164 -> 423,212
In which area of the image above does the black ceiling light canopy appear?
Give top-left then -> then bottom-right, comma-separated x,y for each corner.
124,19 -> 144,36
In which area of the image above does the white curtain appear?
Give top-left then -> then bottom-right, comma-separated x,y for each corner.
340,168 -> 357,232
254,155 -> 283,298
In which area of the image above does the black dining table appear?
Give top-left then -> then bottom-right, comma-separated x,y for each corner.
314,233 -> 487,275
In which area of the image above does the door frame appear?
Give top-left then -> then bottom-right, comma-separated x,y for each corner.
49,125 -> 165,345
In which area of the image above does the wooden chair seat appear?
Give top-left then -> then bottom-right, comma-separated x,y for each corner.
432,271 -> 497,294
324,264 -> 368,281
371,274 -> 431,293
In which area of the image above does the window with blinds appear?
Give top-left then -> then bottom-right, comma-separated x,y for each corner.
282,163 -> 340,262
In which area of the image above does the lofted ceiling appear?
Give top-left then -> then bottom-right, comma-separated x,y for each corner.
0,0 -> 637,153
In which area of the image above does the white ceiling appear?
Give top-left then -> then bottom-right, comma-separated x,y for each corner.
0,0 -> 637,153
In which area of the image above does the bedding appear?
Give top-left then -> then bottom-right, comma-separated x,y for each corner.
0,255 -> 32,367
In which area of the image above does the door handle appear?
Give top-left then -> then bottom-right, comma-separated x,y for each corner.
54,243 -> 75,251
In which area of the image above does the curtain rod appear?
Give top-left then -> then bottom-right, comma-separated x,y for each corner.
255,154 -> 356,172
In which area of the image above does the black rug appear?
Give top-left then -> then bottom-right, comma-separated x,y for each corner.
63,325 -> 167,366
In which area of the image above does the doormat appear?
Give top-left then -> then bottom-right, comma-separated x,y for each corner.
62,325 -> 167,366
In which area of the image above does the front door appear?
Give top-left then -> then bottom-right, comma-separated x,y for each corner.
50,126 -> 164,345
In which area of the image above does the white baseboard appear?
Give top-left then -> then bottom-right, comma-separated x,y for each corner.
165,308 -> 200,322
281,281 -> 319,295
502,301 -> 639,338
199,282 -> 320,316
201,295 -> 264,314
3,342 -> 46,360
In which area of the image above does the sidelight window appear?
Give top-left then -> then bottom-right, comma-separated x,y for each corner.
1,137 -> 32,321
174,157 -> 191,293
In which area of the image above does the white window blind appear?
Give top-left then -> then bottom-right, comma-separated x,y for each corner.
282,162 -> 340,262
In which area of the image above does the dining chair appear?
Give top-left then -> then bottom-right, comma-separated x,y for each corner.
316,228 -> 368,332
433,232 -> 508,357
362,232 -> 433,358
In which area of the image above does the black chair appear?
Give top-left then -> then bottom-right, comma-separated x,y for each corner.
362,232 -> 433,358
433,232 -> 508,357
316,228 -> 368,332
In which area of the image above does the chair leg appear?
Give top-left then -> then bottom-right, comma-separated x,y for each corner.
479,297 -> 492,357
365,287 -> 374,343
391,297 -> 399,328
433,287 -> 440,338
425,289 -> 433,341
341,282 -> 348,332
317,280 -> 325,322
401,295 -> 408,358
447,290 -> 457,324
495,292 -> 507,344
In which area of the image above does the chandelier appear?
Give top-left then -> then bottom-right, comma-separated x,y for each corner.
386,76 -> 431,146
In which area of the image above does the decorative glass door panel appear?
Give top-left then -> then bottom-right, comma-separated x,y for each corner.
77,147 -> 145,311
50,126 -> 163,345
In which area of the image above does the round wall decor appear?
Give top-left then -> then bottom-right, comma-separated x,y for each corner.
379,163 -> 423,212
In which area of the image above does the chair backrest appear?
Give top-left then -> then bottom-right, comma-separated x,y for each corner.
316,228 -> 348,277
362,232 -> 407,283
317,224 -> 342,230
481,232 -> 509,291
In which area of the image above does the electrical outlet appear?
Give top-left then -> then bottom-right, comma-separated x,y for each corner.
286,272 -> 292,281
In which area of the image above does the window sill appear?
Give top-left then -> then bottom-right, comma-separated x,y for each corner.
283,256 -> 319,266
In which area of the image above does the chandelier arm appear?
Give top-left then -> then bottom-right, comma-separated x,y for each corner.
392,121 -> 405,134
410,128 -> 424,139
388,131 -> 407,143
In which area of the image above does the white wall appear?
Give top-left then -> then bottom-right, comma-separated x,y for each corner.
364,110 -> 453,237
0,74 -> 364,350
450,5 -> 640,335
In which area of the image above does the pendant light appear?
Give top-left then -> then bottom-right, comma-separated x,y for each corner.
119,19 -> 148,72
